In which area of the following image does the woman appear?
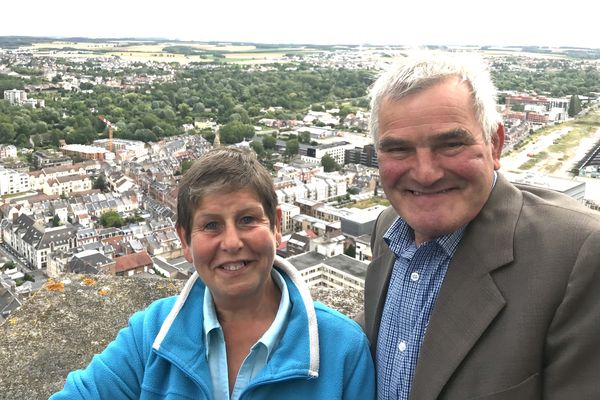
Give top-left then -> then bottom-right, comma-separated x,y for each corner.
51,147 -> 375,399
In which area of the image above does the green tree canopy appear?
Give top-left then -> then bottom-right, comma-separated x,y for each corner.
180,159 -> 194,175
93,175 -> 108,191
285,139 -> 299,158
52,214 -> 61,227
219,121 -> 255,144
0,260 -> 16,271
262,135 -> 277,151
250,140 -> 265,157
99,210 -> 124,228
321,153 -> 340,172
568,94 -> 582,117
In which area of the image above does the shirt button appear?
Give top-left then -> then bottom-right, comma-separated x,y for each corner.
398,341 -> 407,352
410,272 -> 420,282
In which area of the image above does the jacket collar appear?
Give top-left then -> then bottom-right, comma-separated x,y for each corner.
151,256 -> 320,381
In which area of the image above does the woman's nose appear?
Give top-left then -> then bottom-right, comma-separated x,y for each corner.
220,225 -> 243,252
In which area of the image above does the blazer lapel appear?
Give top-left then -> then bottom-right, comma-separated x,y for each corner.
365,207 -> 399,353
365,249 -> 395,352
410,175 -> 522,399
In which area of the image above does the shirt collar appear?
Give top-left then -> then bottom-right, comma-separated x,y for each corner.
203,268 -> 290,359
383,217 -> 465,258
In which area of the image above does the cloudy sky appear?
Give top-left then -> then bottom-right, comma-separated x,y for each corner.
2,0 -> 598,48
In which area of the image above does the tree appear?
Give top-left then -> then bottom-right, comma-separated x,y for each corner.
99,211 -> 124,228
568,94 -> 582,117
0,122 -> 16,144
52,214 -> 61,227
344,243 -> 356,258
193,102 -> 205,114
219,121 -> 254,144
321,153 -> 339,172
285,139 -> 299,158
0,261 -> 16,271
298,132 -> 311,144
93,175 -> 108,191
250,140 -> 265,157
180,159 -> 194,175
262,135 -> 277,151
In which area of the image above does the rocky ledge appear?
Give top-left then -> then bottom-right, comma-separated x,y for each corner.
0,274 -> 363,399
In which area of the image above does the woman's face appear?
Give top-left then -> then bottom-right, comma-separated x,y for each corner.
177,188 -> 281,309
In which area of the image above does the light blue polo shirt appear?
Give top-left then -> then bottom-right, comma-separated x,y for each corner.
203,268 -> 290,400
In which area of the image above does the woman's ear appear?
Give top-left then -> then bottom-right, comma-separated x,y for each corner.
274,207 -> 282,247
176,225 -> 193,263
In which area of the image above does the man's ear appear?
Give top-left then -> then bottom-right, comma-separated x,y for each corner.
176,225 -> 193,263
491,124 -> 505,170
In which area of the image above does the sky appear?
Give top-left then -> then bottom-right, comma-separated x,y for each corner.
2,0 -> 598,49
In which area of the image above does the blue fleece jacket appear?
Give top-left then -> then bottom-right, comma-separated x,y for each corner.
50,257 -> 375,399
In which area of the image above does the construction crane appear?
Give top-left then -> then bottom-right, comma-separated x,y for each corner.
98,116 -> 114,153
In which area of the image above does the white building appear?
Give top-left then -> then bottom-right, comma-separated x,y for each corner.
0,166 -> 31,196
302,141 -> 355,166
289,252 -> 367,291
0,145 -> 17,159
3,89 -> 27,105
93,138 -> 147,159
43,174 -> 92,196
279,202 -> 301,234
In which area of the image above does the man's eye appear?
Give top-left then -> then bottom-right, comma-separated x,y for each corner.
385,148 -> 413,159
240,216 -> 256,224
438,142 -> 465,154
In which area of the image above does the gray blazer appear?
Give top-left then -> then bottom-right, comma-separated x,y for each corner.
363,174 -> 600,399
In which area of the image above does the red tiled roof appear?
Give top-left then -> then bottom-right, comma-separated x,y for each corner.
114,251 -> 152,273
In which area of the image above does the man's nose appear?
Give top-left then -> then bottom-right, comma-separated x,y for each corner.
411,149 -> 444,186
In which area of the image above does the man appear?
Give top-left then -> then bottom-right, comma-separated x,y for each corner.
363,52 -> 600,399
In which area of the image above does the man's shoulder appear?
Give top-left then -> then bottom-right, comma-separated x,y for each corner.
516,183 -> 600,223
374,206 -> 398,236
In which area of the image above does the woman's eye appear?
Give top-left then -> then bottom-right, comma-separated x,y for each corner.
203,221 -> 219,231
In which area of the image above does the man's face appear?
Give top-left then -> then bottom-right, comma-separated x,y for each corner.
377,78 -> 503,245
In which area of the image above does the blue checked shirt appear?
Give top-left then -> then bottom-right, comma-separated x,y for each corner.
376,219 -> 465,400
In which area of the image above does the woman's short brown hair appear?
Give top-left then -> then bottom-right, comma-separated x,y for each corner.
176,147 -> 278,244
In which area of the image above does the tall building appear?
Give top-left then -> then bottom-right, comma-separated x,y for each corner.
3,89 -> 27,105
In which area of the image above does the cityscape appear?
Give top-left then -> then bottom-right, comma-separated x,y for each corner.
1,36 -> 600,398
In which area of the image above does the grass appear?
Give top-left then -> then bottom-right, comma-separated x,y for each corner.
29,41 -> 297,65
352,197 -> 390,209
516,108 -> 600,171
519,151 -> 548,170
